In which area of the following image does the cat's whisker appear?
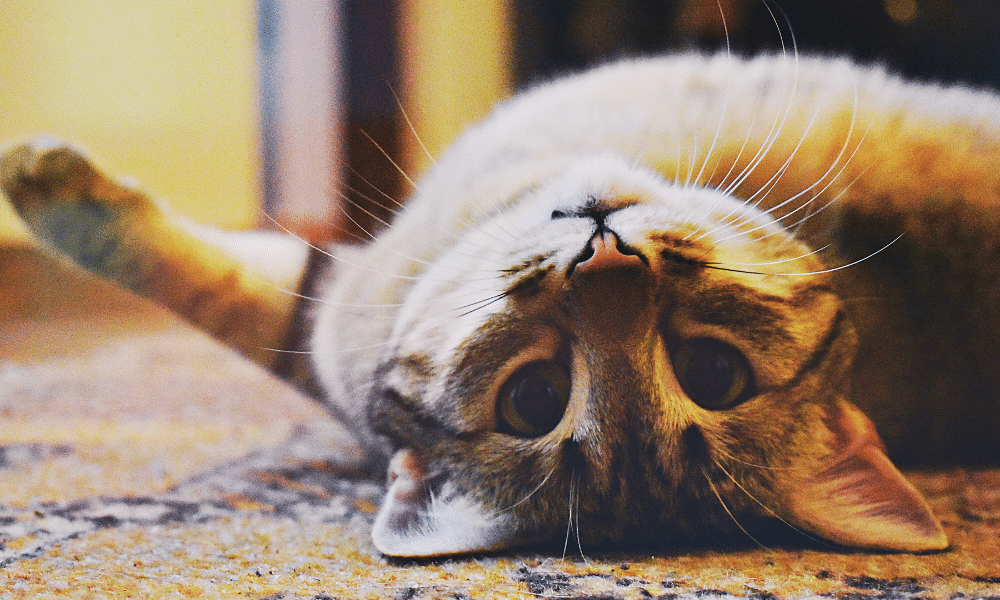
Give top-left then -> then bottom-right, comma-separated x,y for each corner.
318,200 -> 516,282
784,138 -> 873,241
334,192 -> 393,244
256,207 -> 433,282
334,191 -> 512,273
324,290 -> 516,356
359,128 -> 419,191
712,458 -> 834,548
344,171 -> 407,215
782,168 -> 867,240
704,229 -> 903,279
260,347 -> 314,356
688,1 -> 733,193
560,469 -> 588,563
700,464 -> 770,551
498,465 -> 557,512
390,83 -> 437,168
766,69 -> 864,230
687,100 -> 767,230
718,73 -> 799,202
714,243 -> 831,268
710,446 -> 810,473
699,92 -> 832,244
704,4 -> 800,231
454,290 -> 512,318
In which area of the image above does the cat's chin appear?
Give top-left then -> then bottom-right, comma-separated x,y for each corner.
371,449 -> 519,557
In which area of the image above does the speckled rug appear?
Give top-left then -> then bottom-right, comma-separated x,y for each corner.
2,243 -> 1000,599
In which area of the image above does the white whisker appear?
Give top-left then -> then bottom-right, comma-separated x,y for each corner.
712,459 -> 832,548
359,128 -> 419,190
701,464 -> 769,550
390,83 -> 437,168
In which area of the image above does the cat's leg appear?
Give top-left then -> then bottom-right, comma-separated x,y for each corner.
1,137 -> 309,373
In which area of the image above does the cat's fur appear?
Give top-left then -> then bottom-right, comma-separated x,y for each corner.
6,52 -> 1000,556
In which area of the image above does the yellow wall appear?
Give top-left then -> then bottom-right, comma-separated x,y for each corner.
1,0 -> 259,231
400,0 -> 512,177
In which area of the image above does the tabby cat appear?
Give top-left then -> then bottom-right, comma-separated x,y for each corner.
5,52 -> 1000,557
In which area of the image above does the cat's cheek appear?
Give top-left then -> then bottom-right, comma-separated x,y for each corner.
371,448 -> 518,557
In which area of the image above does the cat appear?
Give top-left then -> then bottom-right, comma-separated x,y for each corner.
5,51 -> 1000,557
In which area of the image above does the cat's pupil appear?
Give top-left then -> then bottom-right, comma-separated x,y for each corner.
673,339 -> 754,410
496,361 -> 571,437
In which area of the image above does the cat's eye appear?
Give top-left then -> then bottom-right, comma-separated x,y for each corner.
496,361 -> 572,437
673,338 -> 755,410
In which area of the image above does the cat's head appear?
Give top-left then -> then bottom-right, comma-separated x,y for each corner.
367,155 -> 946,557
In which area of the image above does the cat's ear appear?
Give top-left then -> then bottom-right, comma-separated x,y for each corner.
779,399 -> 948,552
371,449 -> 516,557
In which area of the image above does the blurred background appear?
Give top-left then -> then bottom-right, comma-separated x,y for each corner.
2,0 -> 999,246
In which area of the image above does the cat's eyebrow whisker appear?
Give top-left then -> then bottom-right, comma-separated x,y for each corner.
713,458 -> 833,548
572,473 -> 588,563
560,469 -> 588,563
498,465 -> 557,512
700,464 -> 770,551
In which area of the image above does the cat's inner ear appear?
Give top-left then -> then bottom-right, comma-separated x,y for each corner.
778,400 -> 948,552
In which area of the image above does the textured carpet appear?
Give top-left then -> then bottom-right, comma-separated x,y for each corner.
2,242 -> 1000,599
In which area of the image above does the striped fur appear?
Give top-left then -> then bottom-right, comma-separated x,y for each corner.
7,53 -> 1000,556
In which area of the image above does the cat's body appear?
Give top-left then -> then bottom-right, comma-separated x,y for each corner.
5,52 -> 1000,557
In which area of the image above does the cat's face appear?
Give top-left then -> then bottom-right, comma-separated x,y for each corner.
367,156 -> 946,556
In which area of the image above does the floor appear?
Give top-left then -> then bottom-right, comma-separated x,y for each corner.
2,236 -> 1000,599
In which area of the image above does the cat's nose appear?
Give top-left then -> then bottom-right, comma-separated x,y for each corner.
568,229 -> 652,343
572,229 -> 645,276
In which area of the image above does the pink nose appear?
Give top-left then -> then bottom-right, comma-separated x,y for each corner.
573,230 -> 645,276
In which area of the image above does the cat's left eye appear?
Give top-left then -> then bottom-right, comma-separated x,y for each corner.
673,338 -> 755,410
496,361 -> 572,437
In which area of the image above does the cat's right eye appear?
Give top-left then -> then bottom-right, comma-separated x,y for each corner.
673,338 -> 755,410
496,361 -> 571,437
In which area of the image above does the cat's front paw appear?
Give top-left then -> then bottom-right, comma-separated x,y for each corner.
1,137 -> 102,208
1,137 -> 162,254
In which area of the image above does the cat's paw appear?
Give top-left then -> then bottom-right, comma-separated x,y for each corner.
3,138 -> 95,208
1,137 -> 162,255
1,137 -> 156,213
